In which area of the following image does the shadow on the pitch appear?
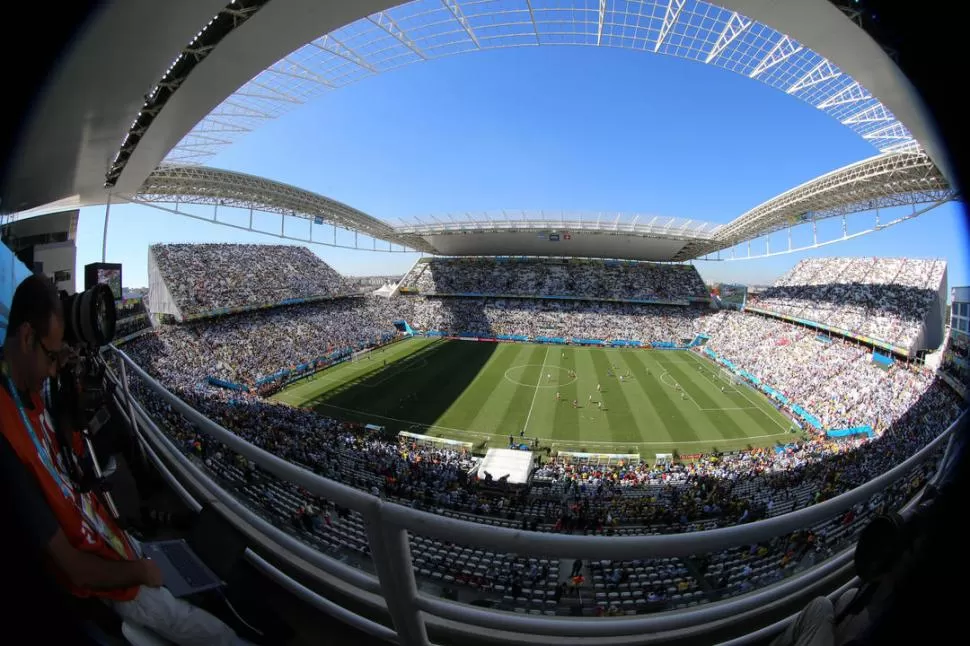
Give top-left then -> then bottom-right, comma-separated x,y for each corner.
304,338 -> 499,434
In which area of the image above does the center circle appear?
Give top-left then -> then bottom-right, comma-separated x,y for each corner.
504,364 -> 577,388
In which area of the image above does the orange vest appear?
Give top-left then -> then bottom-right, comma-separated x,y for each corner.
0,383 -> 139,601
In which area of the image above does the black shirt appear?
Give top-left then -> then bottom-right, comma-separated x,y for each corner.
0,431 -> 59,545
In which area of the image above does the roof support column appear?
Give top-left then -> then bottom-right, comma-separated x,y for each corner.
101,193 -> 112,263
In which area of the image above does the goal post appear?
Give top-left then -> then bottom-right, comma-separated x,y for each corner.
716,366 -> 743,389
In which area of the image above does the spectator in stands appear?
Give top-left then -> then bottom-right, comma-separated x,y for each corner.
116,248 -> 965,612
0,276 -> 245,645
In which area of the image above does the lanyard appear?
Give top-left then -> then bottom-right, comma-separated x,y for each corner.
3,367 -> 130,558
4,371 -> 75,500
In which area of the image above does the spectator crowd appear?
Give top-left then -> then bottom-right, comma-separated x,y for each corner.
746,257 -> 946,350
400,258 -> 708,302
150,243 -> 354,317
408,298 -> 706,343
116,245 -> 964,613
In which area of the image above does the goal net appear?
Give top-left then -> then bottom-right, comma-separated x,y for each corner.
716,366 -> 744,389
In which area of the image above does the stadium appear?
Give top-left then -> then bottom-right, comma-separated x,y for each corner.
0,2 -> 968,646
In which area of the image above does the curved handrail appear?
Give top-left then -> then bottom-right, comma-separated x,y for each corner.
108,344 -> 960,559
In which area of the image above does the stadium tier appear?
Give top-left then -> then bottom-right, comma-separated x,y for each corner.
147,243 -> 353,320
117,244 -> 965,614
408,298 -> 707,343
399,257 -> 709,303
745,257 -> 947,355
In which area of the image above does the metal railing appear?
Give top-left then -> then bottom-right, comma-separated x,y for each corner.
105,344 -> 961,645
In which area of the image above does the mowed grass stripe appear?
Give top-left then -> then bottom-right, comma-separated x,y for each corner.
332,340 -> 487,423
275,340 -> 800,455
273,337 -> 432,407
621,351 -> 698,443
525,347 -> 566,442
439,341 -> 519,432
645,354 -> 744,443
684,352 -> 793,437
549,347 -> 582,444
587,349 -> 641,446
572,347 -> 605,442
460,343 -> 527,433
605,350 -> 671,444
654,353 -> 749,441
495,345 -> 548,435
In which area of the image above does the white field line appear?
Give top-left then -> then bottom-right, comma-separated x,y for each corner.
316,403 -> 790,445
685,352 -> 791,434
522,346 -> 550,434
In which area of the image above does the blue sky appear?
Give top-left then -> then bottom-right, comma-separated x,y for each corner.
76,46 -> 968,290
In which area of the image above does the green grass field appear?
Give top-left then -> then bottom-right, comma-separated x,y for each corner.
272,337 -> 799,457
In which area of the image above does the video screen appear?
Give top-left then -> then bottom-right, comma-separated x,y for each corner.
84,262 -> 123,300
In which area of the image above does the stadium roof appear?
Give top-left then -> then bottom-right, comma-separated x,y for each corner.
164,0 -> 927,167
1,1 -> 954,239
682,148 -> 953,259
133,148 -> 954,261
136,164 -> 430,251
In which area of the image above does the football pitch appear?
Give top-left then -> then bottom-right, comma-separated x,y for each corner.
272,337 -> 798,457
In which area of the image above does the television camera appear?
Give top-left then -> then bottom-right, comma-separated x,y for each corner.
52,283 -> 125,516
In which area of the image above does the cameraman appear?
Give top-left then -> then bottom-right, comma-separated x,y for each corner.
0,275 -> 245,645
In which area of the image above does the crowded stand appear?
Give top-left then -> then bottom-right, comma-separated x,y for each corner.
142,297 -> 408,388
123,327 -> 953,613
746,257 -> 946,349
408,297 -> 705,343
698,310 -> 938,432
399,257 -> 708,302
941,328 -> 969,389
114,244 -> 963,614
113,297 -> 153,340
150,243 -> 352,317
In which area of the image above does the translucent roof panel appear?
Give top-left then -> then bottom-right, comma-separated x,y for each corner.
165,0 -> 917,165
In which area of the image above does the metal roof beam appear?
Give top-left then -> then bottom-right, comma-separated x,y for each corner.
442,0 -> 481,49
266,57 -> 337,88
369,12 -> 427,60
705,12 -> 751,64
749,35 -> 802,79
311,35 -> 377,74
524,0 -> 540,45
842,104 -> 893,125
787,58 -> 840,94
817,81 -> 870,109
654,0 -> 686,52
597,0 -> 607,47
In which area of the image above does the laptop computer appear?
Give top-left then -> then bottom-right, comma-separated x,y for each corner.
142,539 -> 225,598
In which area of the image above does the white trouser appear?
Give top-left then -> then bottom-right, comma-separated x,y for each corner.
110,585 -> 242,646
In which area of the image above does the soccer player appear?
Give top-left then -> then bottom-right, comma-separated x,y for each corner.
556,391 -> 560,401
596,383 -> 601,392
588,394 -> 592,403
619,375 -> 624,383
547,373 -> 552,382
572,399 -> 578,408
597,401 -> 602,410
